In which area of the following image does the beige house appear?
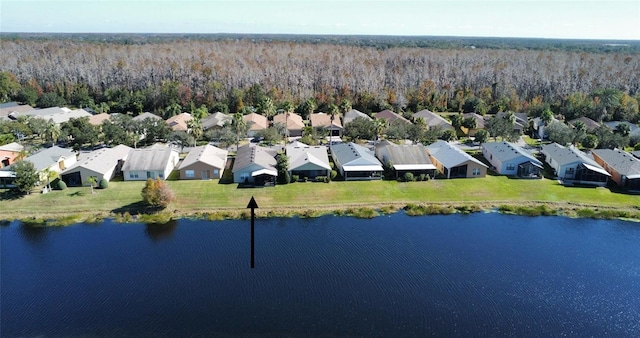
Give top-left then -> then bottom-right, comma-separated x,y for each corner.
426,140 -> 487,178
310,112 -> 343,137
60,144 -> 132,186
166,113 -> 193,131
122,146 -> 179,181
22,146 -> 77,181
273,112 -> 305,137
178,144 -> 228,180
243,113 -> 269,137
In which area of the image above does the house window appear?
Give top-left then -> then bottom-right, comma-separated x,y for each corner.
506,164 -> 515,170
213,169 -> 219,177
567,167 -> 574,173
159,173 -> 164,179
129,171 -> 139,179
185,170 -> 195,178
472,168 -> 481,176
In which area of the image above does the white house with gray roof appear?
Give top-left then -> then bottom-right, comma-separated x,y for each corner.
412,110 -> 454,131
178,144 -> 228,180
426,140 -> 487,179
331,142 -> 383,180
60,144 -> 132,186
23,146 -> 77,180
481,141 -> 542,178
375,140 -> 436,179
232,144 -> 277,185
122,146 -> 179,181
592,149 -> 640,190
541,143 -> 609,186
286,142 -> 331,180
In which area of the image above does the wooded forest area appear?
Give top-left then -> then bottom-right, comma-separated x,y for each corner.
1,34 -> 639,123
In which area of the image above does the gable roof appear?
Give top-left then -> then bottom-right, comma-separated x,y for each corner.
592,149 -> 640,179
541,143 -> 606,171
35,108 -> 92,124
343,109 -> 372,125
286,143 -> 331,171
412,110 -> 454,130
375,140 -> 435,170
0,104 -> 34,120
374,109 -> 411,125
132,112 -> 163,122
88,113 -> 111,126
482,141 -> 541,165
496,112 -> 528,129
243,113 -> 269,131
62,144 -> 132,176
202,112 -> 231,130
23,146 -> 76,171
0,142 -> 24,153
233,144 -> 277,172
426,140 -> 488,168
122,147 -> 178,171
273,112 -> 305,130
331,142 -> 382,170
178,144 -> 228,170
603,121 -> 640,136
166,113 -> 193,131
568,116 -> 600,131
310,113 -> 343,129
462,113 -> 486,129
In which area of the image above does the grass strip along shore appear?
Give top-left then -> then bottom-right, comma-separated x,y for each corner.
2,175 -> 639,225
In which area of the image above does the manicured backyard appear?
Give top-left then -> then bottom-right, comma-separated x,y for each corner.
2,175 -> 638,221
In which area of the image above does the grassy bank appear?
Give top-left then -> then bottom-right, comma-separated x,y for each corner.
2,176 -> 639,224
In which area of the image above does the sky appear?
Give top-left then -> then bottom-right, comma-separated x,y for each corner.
1,0 -> 639,40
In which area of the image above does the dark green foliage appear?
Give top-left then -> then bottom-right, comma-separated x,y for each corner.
99,179 -> 108,189
343,117 -> 376,141
291,175 -> 299,183
474,129 -> 489,144
403,172 -> 415,182
36,92 -> 66,108
276,153 -> 289,185
57,179 -> 67,190
13,160 -> 39,194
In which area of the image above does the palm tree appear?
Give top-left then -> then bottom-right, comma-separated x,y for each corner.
85,176 -> 97,194
232,112 -> 247,152
615,123 -> 630,137
327,104 -> 339,146
257,97 -> 276,121
373,119 -> 388,142
44,120 -> 61,147
42,167 -> 57,192
187,118 -> 203,146
339,99 -> 352,114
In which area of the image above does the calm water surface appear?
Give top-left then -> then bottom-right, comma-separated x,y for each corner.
2,213 -> 639,336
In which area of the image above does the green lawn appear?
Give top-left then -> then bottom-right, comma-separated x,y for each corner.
2,176 -> 638,220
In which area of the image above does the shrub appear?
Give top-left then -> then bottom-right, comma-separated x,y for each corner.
330,170 -> 337,180
291,175 -> 299,183
99,179 -> 108,189
57,180 -> 67,190
315,176 -> 327,182
418,174 -> 427,181
403,172 -> 414,182
141,178 -> 175,208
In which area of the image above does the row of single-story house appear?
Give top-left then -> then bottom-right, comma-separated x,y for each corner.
2,139 -> 639,190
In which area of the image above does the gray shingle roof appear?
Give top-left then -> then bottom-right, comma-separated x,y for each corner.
62,144 -> 132,176
179,144 -> 228,170
122,147 -> 178,171
331,142 -> 382,168
23,146 -> 76,171
426,140 -> 487,168
375,140 -> 434,169
482,141 -> 541,165
592,149 -> 640,178
541,143 -> 596,167
232,144 -> 277,172
132,112 -> 163,122
0,142 -> 24,152
412,110 -> 453,130
343,109 -> 371,125
202,112 -> 231,130
286,143 -> 331,171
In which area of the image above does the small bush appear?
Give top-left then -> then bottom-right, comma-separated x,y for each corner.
99,179 -> 108,189
291,175 -> 299,183
403,172 -> 414,182
57,180 -> 67,190
315,176 -> 327,182
418,174 -> 427,181
330,170 -> 337,180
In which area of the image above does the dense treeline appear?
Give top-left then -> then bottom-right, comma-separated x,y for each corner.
1,35 -> 639,123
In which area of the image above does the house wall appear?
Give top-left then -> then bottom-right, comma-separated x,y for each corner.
427,155 -> 446,177
289,162 -> 329,179
233,163 -> 263,183
592,153 -> 623,186
464,160 -> 487,178
179,162 -> 224,180
0,150 -> 19,168
62,167 -> 106,186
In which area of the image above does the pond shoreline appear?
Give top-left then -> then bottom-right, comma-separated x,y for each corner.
5,200 -> 640,226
